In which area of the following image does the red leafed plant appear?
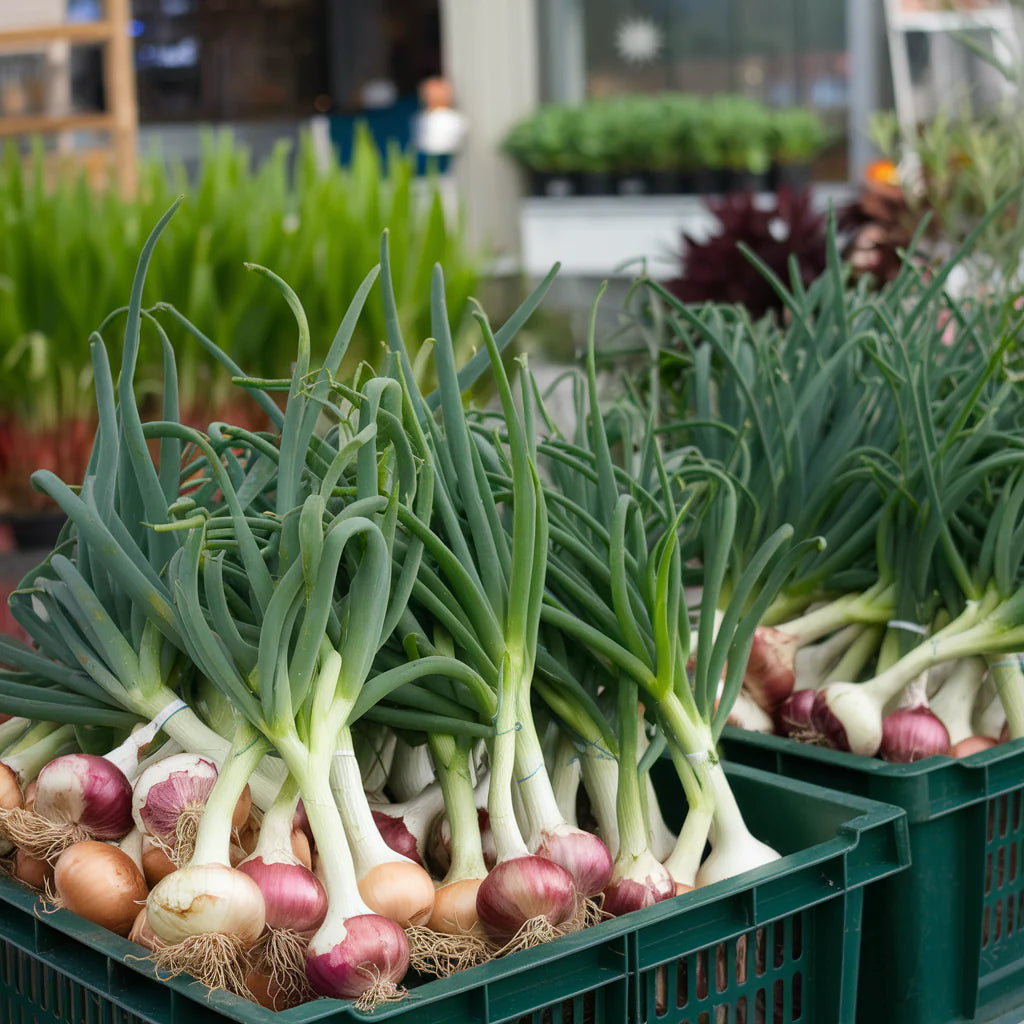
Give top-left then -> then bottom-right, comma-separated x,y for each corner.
664,187 -> 828,319
0,416 -> 96,513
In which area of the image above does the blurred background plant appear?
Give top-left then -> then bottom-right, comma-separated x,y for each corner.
0,125 -> 479,512
503,93 -> 828,196
861,71 -> 1024,294
662,188 -> 828,320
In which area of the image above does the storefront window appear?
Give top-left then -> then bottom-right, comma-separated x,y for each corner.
131,0 -> 329,122
548,0 -> 859,180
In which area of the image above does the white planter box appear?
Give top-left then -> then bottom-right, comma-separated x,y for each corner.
519,186 -> 856,280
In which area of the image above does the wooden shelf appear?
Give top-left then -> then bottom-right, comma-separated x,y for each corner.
0,111 -> 114,138
0,20 -> 116,50
0,1 -> 137,195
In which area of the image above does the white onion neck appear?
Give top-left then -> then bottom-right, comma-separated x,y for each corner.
645,773 -> 677,862
513,696 -> 566,845
986,653 -> 1024,740
2,724 -> 76,782
794,623 -> 866,689
549,735 -> 581,828
0,717 -> 29,752
254,773 -> 300,859
386,736 -> 435,802
487,657 -> 530,861
191,728 -> 268,866
330,729 -> 408,873
697,760 -> 780,887
278,733 -> 370,921
778,583 -> 895,645
824,624 -> 883,686
580,746 -> 620,857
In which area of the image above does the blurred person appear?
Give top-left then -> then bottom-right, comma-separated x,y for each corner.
413,75 -> 466,157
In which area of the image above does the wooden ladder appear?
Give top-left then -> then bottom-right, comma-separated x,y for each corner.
883,0 -> 1020,137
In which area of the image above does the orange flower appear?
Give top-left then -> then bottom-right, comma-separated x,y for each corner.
865,160 -> 900,187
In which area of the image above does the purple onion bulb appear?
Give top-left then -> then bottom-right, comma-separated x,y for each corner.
34,754 -> 133,840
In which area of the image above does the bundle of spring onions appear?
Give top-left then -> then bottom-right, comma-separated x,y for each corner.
0,203 -> 878,1009
624,205 -> 1024,763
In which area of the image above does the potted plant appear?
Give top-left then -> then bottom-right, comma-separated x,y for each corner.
647,95 -> 700,194
610,97 -> 655,196
770,108 -> 827,189
690,103 -> 730,193
573,103 -> 617,195
714,97 -> 773,193
503,105 -> 580,196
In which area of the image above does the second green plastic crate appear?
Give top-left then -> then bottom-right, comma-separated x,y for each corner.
721,728 -> 1024,1024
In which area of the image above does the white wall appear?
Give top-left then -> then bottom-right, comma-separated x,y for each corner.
438,0 -> 539,262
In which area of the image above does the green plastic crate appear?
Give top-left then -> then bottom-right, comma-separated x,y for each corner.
0,763 -> 907,1024
721,728 -> 1024,1024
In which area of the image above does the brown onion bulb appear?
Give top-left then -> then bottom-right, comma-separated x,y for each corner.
14,848 -> 53,890
55,841 -> 149,936
0,762 -> 22,811
428,877 -> 485,936
245,969 -> 290,1012
291,828 -> 312,870
140,835 -> 177,887
952,735 -> 998,758
357,860 -> 435,927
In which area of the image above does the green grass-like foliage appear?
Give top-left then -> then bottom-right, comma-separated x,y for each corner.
0,126 -> 478,430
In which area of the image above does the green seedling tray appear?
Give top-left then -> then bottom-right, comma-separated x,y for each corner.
0,763 -> 907,1024
721,728 -> 1024,1024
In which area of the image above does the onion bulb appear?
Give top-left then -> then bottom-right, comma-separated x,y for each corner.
128,907 -> 164,951
34,754 -> 134,840
532,824 -> 613,897
952,735 -> 998,758
54,841 -> 148,937
305,914 -> 409,999
356,860 -> 435,928
238,854 -> 327,934
602,849 -> 675,917
726,689 -> 776,733
141,835 -> 177,887
428,877 -> 486,936
132,753 -> 219,852
774,689 -> 823,741
14,848 -> 54,890
880,707 -> 950,763
146,863 -> 266,946
475,855 -> 577,944
0,763 -> 21,811
368,781 -> 446,867
291,828 -> 313,870
743,627 -> 799,711
370,808 -> 424,866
